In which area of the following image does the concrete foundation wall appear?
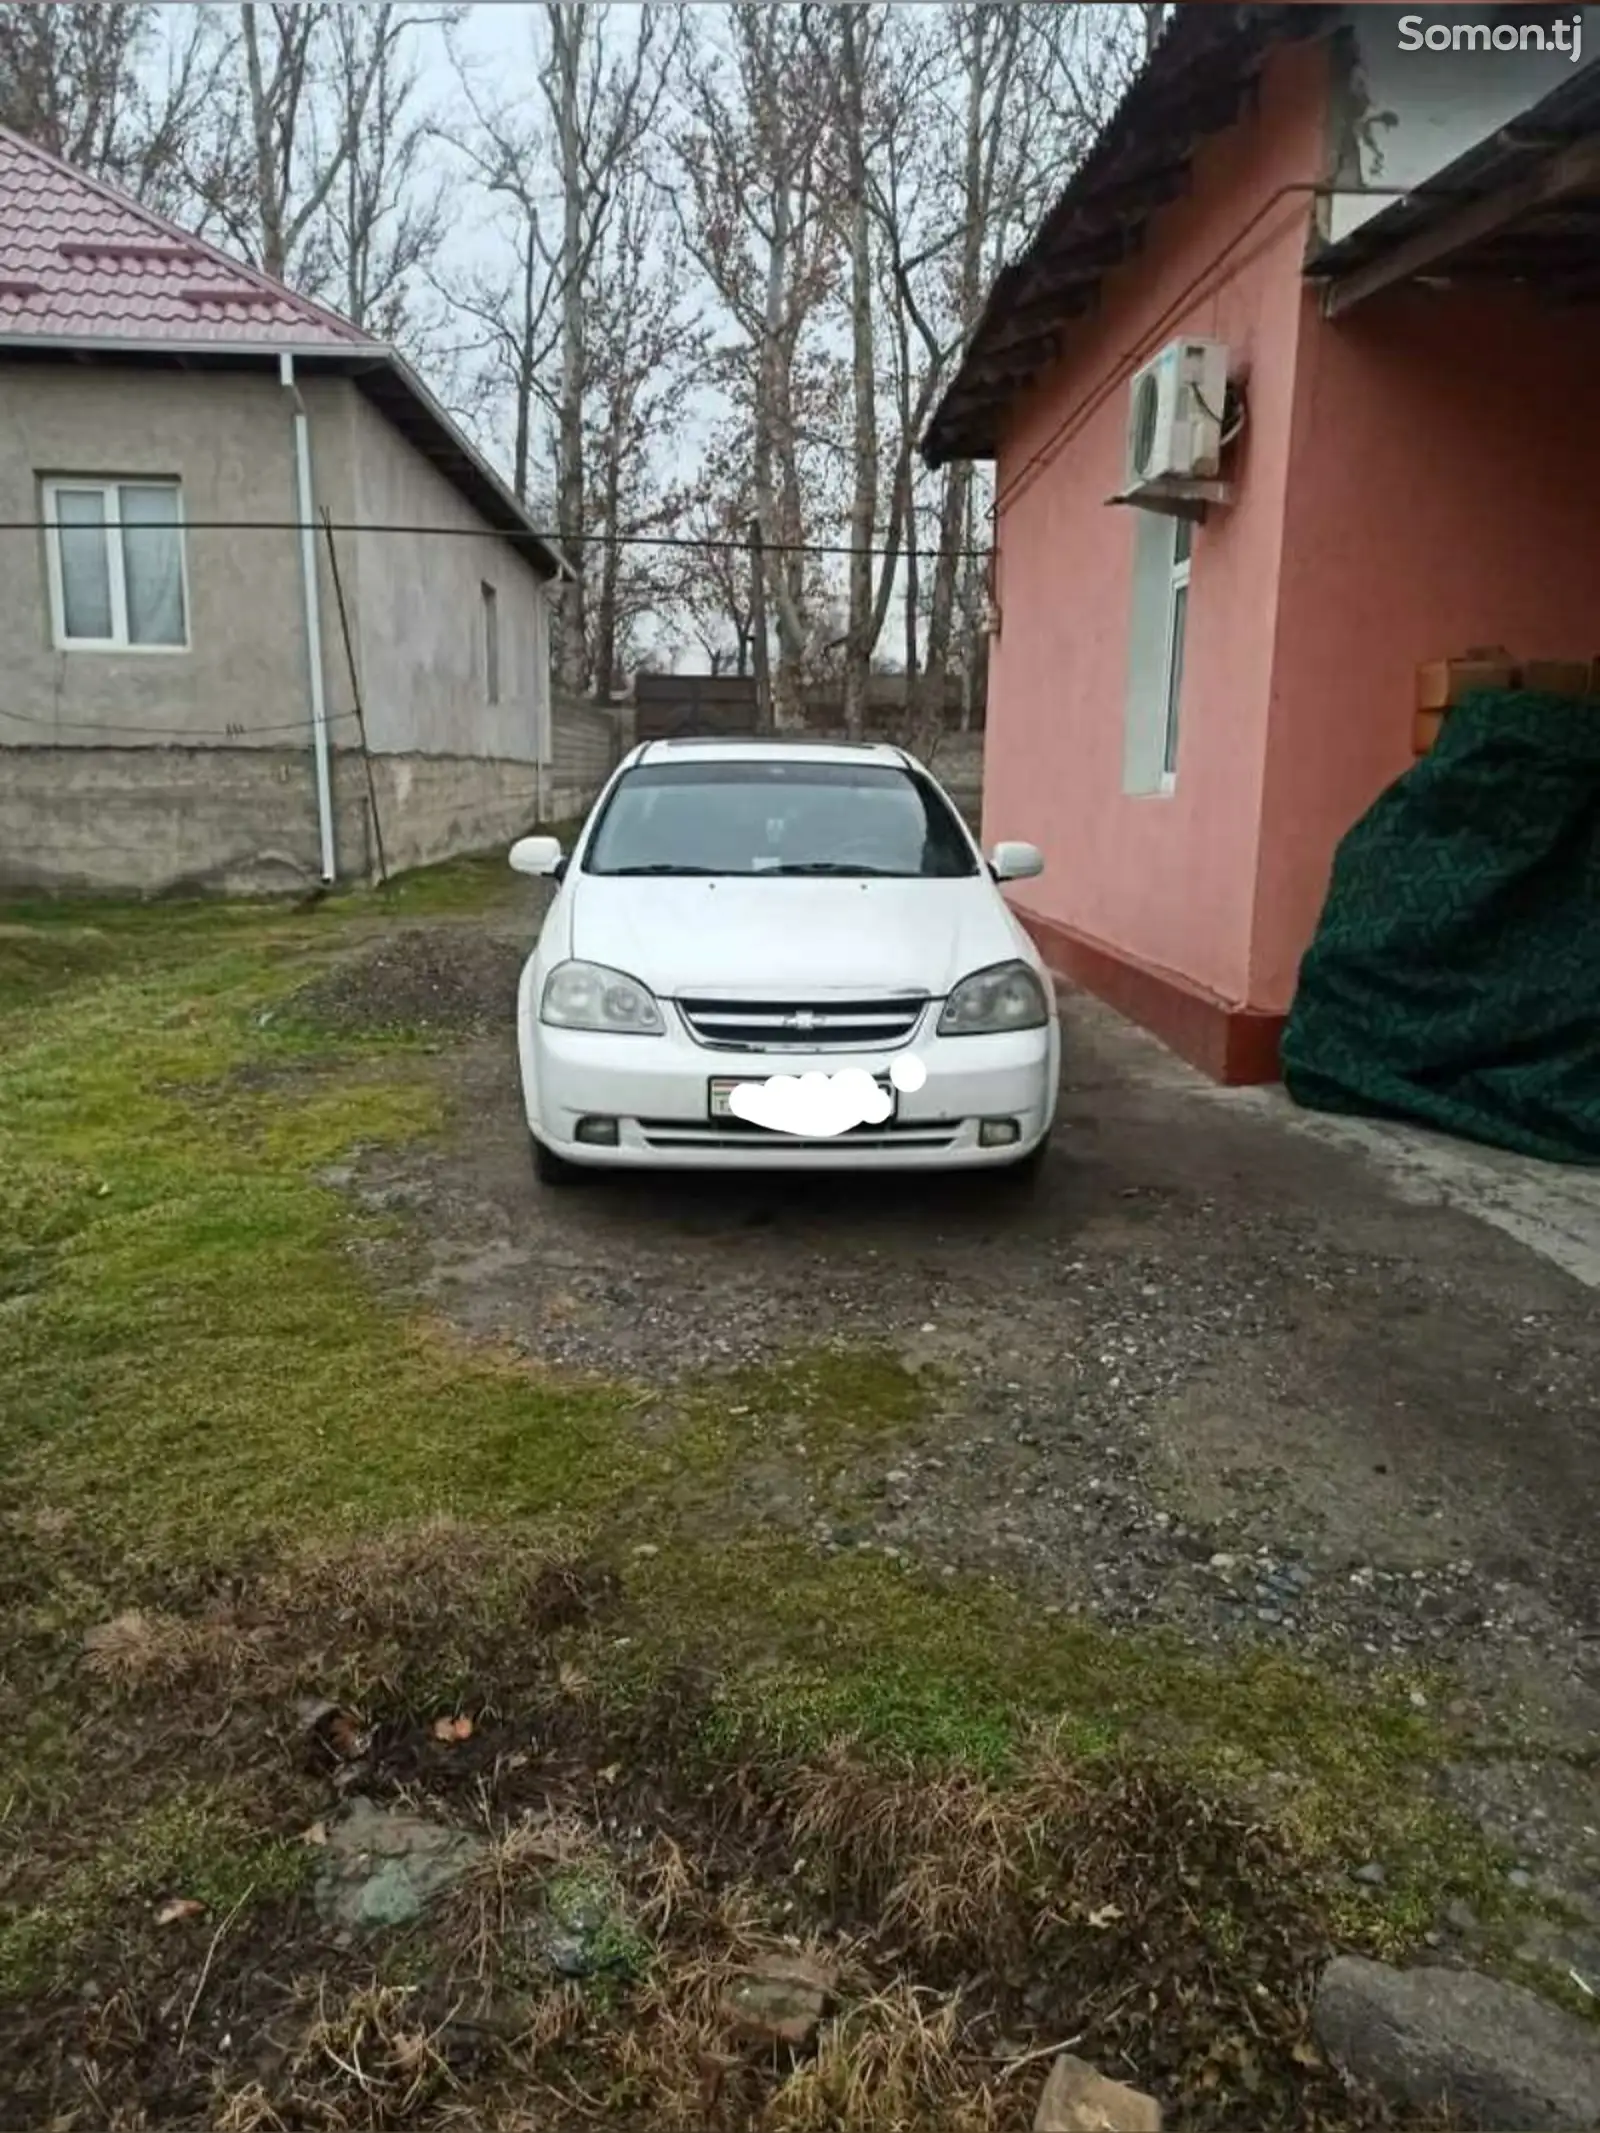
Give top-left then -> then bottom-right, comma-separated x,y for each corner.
548,696 -> 621,820
1,715 -> 621,896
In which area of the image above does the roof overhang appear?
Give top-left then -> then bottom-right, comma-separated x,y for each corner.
0,331 -> 571,582
921,3 -> 1337,468
1306,59 -> 1600,316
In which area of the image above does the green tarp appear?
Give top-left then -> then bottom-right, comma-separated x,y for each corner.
1281,691 -> 1600,1165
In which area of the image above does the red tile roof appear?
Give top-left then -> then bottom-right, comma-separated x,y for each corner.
0,123 -> 377,348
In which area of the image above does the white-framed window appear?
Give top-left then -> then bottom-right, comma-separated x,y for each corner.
1122,506 -> 1193,796
42,477 -> 189,652
481,579 -> 500,704
1160,513 -> 1192,791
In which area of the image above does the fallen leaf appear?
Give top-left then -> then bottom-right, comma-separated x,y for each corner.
300,1820 -> 329,1848
1086,1903 -> 1123,1928
432,1715 -> 473,1743
155,1897 -> 205,1927
322,1709 -> 366,1759
598,1762 -> 622,1784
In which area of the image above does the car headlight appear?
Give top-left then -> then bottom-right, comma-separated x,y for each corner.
540,960 -> 664,1034
937,959 -> 1048,1036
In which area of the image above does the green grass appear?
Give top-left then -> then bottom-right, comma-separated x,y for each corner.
0,1784 -> 312,1997
0,864 -> 1530,2012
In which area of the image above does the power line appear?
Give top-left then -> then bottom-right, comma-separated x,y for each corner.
0,704 -> 365,740
0,518 -> 990,563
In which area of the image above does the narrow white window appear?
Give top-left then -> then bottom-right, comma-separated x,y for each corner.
1122,506 -> 1193,795
1160,513 -> 1192,791
482,581 -> 500,704
43,478 -> 188,650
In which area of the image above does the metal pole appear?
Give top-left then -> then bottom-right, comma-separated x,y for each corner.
279,352 -> 336,882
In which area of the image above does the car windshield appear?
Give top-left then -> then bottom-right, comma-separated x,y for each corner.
581,758 -> 979,878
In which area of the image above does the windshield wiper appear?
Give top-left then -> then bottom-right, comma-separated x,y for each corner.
604,864 -> 721,876
769,861 -> 903,876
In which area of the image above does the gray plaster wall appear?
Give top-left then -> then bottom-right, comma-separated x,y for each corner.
548,694 -> 621,821
0,360 -> 352,750
0,359 -> 552,765
348,389 -> 550,763
0,358 -> 590,894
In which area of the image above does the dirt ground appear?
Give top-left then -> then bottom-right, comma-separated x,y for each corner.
334,890 -> 1600,1969
6,874 -> 1600,2130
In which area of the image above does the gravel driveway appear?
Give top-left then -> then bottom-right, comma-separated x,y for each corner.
329,893 -> 1600,1969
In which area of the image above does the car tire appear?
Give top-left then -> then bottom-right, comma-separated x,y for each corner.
531,1134 -> 582,1188
1001,1137 -> 1050,1186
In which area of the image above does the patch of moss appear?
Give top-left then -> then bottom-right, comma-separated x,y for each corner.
336,822 -> 584,919
0,1786 -> 311,2000
594,1534 -> 1504,1939
670,1344 -> 934,1487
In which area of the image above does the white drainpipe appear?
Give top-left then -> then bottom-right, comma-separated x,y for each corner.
279,351 -> 336,883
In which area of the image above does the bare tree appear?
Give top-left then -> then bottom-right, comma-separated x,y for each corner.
322,7 -> 456,340
821,5 -> 885,738
185,2 -> 447,312
583,159 -> 705,697
541,4 -> 681,693
878,4 -> 1141,748
667,422 -> 760,678
673,4 -> 839,727
0,3 -> 220,213
443,6 -> 682,694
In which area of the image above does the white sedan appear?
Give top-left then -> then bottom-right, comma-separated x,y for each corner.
509,737 -> 1060,1181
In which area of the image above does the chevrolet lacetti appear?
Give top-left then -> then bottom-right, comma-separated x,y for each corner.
508,737 -> 1060,1181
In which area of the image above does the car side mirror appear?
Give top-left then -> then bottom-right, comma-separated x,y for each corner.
509,834 -> 563,877
988,839 -> 1044,882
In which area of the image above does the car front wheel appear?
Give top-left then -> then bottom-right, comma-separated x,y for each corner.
531,1134 -> 582,1188
1001,1137 -> 1050,1186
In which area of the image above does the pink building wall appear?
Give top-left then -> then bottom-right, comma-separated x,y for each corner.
986,39 -> 1331,1028
1256,282 -> 1600,1004
987,28 -> 1600,1075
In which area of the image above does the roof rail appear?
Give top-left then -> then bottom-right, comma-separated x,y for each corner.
655,732 -> 890,748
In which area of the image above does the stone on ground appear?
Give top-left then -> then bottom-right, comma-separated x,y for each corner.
1312,1955 -> 1600,2131
722,1951 -> 835,2047
1034,2053 -> 1162,2132
313,1795 -> 483,1932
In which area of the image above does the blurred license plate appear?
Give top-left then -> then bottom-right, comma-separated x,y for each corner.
708,1076 -> 896,1123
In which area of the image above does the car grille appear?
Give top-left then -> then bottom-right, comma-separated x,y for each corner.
637,1117 -> 959,1151
675,995 -> 928,1050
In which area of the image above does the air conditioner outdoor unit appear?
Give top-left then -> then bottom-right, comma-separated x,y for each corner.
1124,337 -> 1229,492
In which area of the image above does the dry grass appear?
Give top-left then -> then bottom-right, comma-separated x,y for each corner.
790,1741 -> 1071,1958
80,1607 -> 267,1691
51,1550 -> 1358,2132
76,1521 -> 602,1709
214,1982 -> 465,2129
769,1983 -> 1017,2133
438,1809 -> 597,1987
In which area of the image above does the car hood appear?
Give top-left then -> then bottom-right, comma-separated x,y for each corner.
564,875 -> 1028,997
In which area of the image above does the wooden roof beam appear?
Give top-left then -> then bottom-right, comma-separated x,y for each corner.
1320,132 -> 1600,317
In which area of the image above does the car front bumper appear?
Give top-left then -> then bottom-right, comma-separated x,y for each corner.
520,1004 -> 1059,1171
